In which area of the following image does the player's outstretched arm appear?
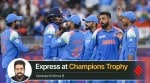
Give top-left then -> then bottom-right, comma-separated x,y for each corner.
29,45 -> 41,52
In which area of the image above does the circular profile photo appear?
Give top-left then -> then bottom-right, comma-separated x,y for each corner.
7,58 -> 32,82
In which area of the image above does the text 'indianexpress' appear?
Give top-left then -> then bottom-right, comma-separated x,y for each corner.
35,63 -> 128,71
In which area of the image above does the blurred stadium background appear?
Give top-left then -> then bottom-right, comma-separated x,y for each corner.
0,0 -> 150,83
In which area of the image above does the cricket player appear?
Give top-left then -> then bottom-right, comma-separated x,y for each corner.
43,7 -> 63,83
51,15 -> 85,60
51,14 -> 85,83
1,13 -> 39,83
84,11 -> 122,60
43,7 -> 63,60
84,12 -> 123,83
82,15 -> 99,60
119,11 -> 139,60
117,10 -> 139,83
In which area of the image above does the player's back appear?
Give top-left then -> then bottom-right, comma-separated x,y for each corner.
60,30 -> 85,60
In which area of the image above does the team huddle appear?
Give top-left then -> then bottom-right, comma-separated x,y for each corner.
43,7 -> 139,61
1,7 -> 139,83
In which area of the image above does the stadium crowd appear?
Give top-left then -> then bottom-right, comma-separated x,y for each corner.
0,0 -> 150,45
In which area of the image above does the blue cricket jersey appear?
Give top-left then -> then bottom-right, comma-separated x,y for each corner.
51,30 -> 85,60
1,27 -> 29,68
83,30 -> 99,60
33,21 -> 44,36
119,25 -> 139,60
84,27 -> 122,60
84,30 -> 93,51
43,23 -> 59,59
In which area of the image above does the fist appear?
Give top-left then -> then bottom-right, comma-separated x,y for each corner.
117,7 -> 123,16
116,32 -> 123,40
32,45 -> 41,51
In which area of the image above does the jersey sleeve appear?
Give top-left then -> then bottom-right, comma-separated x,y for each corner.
43,24 -> 56,47
126,28 -> 137,57
10,31 -> 29,52
83,29 -> 98,60
51,32 -> 70,48
44,24 -> 55,36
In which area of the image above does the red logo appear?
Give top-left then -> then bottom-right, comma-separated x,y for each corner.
134,65 -> 143,77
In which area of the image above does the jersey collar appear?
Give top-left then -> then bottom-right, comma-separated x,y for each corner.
102,27 -> 114,32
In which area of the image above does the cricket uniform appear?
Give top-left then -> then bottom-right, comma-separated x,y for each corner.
118,11 -> 139,83
84,27 -> 122,83
43,23 -> 59,60
83,30 -> 99,60
51,30 -> 85,60
118,25 -> 139,83
1,27 -> 29,83
119,26 -> 139,60
84,27 -> 122,60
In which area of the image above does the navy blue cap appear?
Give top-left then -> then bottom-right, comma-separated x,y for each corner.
121,11 -> 136,22
69,15 -> 81,25
83,15 -> 98,23
6,13 -> 23,23
48,7 -> 63,17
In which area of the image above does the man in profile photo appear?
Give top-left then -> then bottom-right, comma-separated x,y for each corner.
11,60 -> 28,82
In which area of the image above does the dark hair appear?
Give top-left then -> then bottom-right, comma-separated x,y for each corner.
36,13 -> 43,20
131,21 -> 135,24
14,60 -> 25,69
47,15 -> 62,23
74,22 -> 81,29
99,11 -> 111,18
6,22 -> 13,27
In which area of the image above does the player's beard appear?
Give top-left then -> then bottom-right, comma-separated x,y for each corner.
15,25 -> 20,30
101,22 -> 109,29
85,23 -> 92,30
85,25 -> 91,30
55,17 -> 63,25
85,26 -> 91,30
123,22 -> 128,27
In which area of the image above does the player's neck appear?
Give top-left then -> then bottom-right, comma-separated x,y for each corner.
105,24 -> 112,32
127,22 -> 134,27
11,25 -> 15,30
91,26 -> 97,33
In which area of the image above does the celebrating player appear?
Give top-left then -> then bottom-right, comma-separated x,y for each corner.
119,11 -> 139,60
43,7 -> 63,60
84,11 -> 123,60
51,15 -> 85,60
117,7 -> 139,83
84,11 -> 123,83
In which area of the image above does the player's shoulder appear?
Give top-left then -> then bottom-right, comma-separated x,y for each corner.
10,29 -> 19,41
61,31 -> 74,38
34,21 -> 40,27
61,32 -> 69,37
61,32 -> 70,44
47,24 -> 55,29
113,26 -> 123,33
84,30 -> 90,35
95,28 -> 102,32
92,28 -> 102,39
44,24 -> 55,35
127,27 -> 136,38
